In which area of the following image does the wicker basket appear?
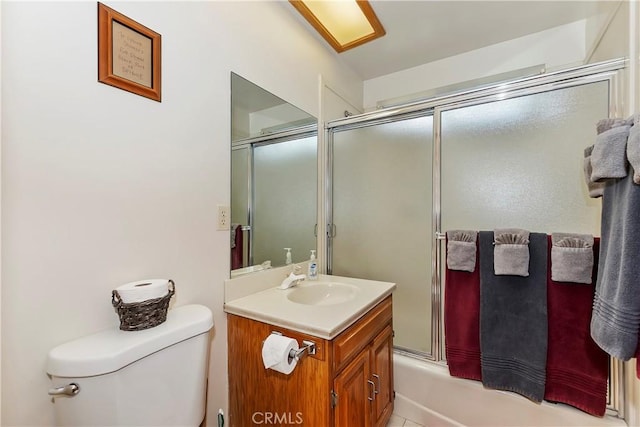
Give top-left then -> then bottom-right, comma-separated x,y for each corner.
111,280 -> 175,331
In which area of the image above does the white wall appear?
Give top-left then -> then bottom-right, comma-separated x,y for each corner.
0,1 -> 361,426
363,20 -> 587,110
586,1 -> 629,64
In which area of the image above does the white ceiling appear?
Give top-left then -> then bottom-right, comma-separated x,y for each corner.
288,1 -> 615,81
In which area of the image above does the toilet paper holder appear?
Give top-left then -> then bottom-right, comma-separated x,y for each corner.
289,339 -> 316,362
270,331 -> 316,362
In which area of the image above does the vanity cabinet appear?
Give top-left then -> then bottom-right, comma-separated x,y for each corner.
332,300 -> 394,427
227,296 -> 393,427
333,325 -> 393,427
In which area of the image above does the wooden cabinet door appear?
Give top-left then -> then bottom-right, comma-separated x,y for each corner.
227,315 -> 331,427
333,349 -> 371,427
370,325 -> 394,427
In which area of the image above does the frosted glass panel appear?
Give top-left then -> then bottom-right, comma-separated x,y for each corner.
441,82 -> 608,234
231,148 -> 249,226
332,117 -> 433,354
253,137 -> 317,266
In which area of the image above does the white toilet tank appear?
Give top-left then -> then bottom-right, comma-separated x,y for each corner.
46,304 -> 213,426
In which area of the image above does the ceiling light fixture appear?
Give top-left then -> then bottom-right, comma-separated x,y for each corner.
289,0 -> 385,53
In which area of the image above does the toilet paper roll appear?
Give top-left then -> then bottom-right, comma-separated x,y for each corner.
261,334 -> 298,375
115,279 -> 170,303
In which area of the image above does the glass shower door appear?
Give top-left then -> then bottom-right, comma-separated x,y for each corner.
439,81 -> 608,238
330,116 -> 434,355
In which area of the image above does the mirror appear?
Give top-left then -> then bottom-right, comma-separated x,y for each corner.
231,73 -> 318,276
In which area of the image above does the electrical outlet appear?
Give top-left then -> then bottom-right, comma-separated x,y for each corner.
217,205 -> 230,230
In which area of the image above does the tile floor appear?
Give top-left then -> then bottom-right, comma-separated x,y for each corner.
386,413 -> 424,427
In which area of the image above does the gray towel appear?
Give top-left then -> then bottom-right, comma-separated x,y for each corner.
479,231 -> 548,403
550,233 -> 594,284
446,230 -> 477,272
596,117 -> 627,134
591,123 -> 630,182
583,145 -> 606,198
493,228 -> 530,277
627,119 -> 640,185
591,170 -> 640,360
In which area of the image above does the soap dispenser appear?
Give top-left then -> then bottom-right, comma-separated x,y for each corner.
284,248 -> 292,265
308,250 -> 318,280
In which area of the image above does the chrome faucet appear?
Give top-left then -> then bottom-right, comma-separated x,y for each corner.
278,265 -> 306,289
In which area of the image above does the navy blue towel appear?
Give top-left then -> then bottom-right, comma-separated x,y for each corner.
479,231 -> 548,403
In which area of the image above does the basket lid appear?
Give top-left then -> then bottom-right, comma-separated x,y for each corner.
46,304 -> 213,377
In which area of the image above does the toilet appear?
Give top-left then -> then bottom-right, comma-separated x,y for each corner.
46,304 -> 213,426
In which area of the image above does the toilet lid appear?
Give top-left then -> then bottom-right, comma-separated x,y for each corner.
46,304 -> 213,377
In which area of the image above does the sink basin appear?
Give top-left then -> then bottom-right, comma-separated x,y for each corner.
286,282 -> 358,306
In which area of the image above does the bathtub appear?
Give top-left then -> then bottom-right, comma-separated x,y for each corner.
393,353 -> 627,427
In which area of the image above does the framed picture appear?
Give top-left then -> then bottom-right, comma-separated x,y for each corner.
98,2 -> 161,102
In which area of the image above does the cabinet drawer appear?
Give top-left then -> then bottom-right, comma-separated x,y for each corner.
332,296 -> 392,374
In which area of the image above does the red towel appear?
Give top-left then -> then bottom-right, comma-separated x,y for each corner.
444,238 -> 481,381
231,225 -> 244,270
545,236 -> 609,416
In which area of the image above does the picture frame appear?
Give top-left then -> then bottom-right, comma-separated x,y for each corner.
98,2 -> 161,102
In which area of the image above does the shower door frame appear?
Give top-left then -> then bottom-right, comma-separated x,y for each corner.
325,58 -> 626,415
326,110 -> 436,359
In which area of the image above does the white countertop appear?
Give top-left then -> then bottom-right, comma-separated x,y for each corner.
224,274 -> 396,339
